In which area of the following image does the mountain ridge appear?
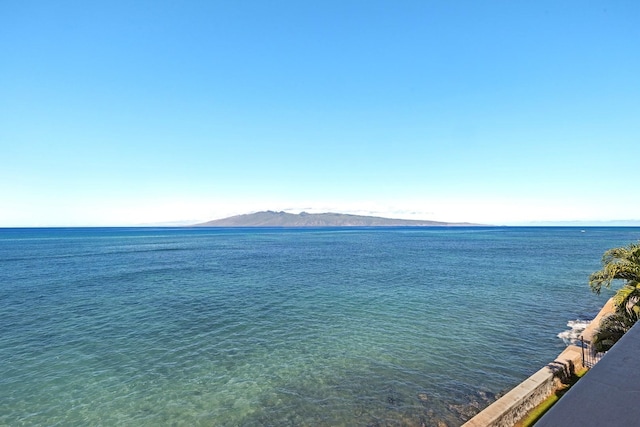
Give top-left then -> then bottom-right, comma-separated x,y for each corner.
193,211 -> 484,227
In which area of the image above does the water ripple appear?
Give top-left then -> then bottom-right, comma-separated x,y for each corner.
2,227 -> 638,426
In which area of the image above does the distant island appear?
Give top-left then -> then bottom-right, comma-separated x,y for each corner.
194,211 -> 483,227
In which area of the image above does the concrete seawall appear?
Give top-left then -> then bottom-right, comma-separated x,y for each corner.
463,299 -> 614,427
462,346 -> 582,427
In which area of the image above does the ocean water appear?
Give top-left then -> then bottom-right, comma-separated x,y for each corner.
1,226 -> 639,426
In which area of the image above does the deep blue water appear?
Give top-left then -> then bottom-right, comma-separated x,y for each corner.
1,226 -> 638,426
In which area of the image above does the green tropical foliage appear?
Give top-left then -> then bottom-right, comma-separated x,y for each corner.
589,242 -> 640,351
591,312 -> 637,352
589,243 -> 640,294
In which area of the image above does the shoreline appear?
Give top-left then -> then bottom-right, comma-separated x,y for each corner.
464,298 -> 615,426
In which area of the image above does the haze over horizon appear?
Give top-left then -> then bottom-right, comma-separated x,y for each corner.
2,1 -> 639,227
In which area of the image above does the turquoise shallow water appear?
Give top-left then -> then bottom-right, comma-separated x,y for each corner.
1,227 -> 639,426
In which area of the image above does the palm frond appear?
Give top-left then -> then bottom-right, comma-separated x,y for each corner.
589,242 -> 640,294
592,313 -> 636,352
612,284 -> 640,313
589,242 -> 640,350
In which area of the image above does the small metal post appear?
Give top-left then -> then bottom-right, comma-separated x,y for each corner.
580,335 -> 585,368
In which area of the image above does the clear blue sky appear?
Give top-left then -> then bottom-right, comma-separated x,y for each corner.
1,1 -> 639,226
